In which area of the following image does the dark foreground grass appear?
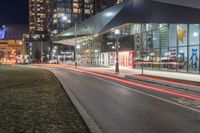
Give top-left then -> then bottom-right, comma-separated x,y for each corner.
0,66 -> 89,133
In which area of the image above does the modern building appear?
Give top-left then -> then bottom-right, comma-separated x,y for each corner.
48,0 -> 123,36
29,0 -> 51,63
54,0 -> 200,74
0,24 -> 28,64
94,0 -> 124,13
48,0 -> 123,62
29,0 -> 50,35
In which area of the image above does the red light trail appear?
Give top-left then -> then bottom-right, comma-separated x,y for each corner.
57,64 -> 200,101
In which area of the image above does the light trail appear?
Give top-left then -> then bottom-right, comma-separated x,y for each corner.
59,65 -> 200,101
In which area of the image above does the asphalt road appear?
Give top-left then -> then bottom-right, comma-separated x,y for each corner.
49,67 -> 200,133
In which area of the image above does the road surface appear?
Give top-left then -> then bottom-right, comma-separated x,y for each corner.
48,66 -> 200,133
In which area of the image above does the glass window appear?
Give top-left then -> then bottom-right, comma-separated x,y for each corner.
153,30 -> 159,48
177,24 -> 187,46
169,24 -> 177,47
130,24 -> 141,35
147,31 -> 153,49
152,49 -> 160,70
134,34 -> 142,50
189,24 -> 199,46
143,49 -> 153,69
135,50 -> 142,69
178,47 -> 187,72
160,26 -> 168,48
160,48 -> 168,70
146,24 -> 153,31
168,48 -> 177,71
142,33 -> 147,49
188,46 -> 199,73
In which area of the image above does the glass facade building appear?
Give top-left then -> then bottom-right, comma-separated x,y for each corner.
76,23 -> 200,74
54,0 -> 200,74
131,23 -> 200,74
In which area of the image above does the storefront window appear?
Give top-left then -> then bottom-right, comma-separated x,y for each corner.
152,49 -> 160,70
147,31 -> 153,49
160,49 -> 168,70
153,30 -> 159,48
159,24 -> 168,28
160,26 -> 168,48
168,48 -> 177,71
188,46 -> 199,73
134,34 -> 142,50
146,24 -> 153,31
189,24 -> 199,45
135,50 -> 142,69
143,50 -> 153,69
142,33 -> 147,49
169,24 -> 177,47
130,24 -> 141,35
178,47 -> 187,72
177,24 -> 187,46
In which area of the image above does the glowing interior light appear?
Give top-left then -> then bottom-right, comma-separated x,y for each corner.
105,12 -> 114,17
193,32 -> 199,37
76,45 -> 80,49
62,16 -> 67,21
114,29 -> 120,35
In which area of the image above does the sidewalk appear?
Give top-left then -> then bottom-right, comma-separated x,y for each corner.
62,64 -> 200,93
79,66 -> 200,82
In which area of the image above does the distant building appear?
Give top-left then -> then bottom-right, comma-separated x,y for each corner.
29,0 -> 50,35
0,24 -> 28,64
29,0 -> 51,63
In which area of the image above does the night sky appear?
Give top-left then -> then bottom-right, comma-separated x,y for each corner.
0,0 -> 28,24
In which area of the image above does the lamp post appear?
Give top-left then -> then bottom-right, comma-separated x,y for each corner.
74,22 -> 77,67
61,15 -> 67,64
114,29 -> 120,74
40,35 -> 43,63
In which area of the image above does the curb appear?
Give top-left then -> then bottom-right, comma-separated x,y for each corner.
125,75 -> 200,94
49,69 -> 103,133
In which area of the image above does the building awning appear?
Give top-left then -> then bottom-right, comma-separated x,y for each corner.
54,0 -> 200,45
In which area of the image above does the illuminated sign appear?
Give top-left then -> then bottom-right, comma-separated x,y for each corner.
0,25 -> 5,39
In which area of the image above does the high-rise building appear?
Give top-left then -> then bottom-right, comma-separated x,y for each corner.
29,0 -> 123,62
48,0 -> 95,36
29,0 -> 51,63
48,0 -> 123,36
29,0 -> 50,34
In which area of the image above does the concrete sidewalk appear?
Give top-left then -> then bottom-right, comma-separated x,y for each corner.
78,65 -> 200,83
62,64 -> 200,94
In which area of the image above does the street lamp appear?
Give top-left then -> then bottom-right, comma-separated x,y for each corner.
74,22 -> 78,67
114,29 -> 120,74
76,45 -> 80,49
62,16 -> 67,21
